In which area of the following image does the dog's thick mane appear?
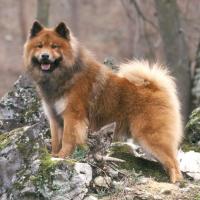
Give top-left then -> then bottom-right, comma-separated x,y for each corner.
38,52 -> 85,99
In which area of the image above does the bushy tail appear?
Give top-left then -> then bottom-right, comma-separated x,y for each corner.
118,60 -> 183,145
118,60 -> 175,93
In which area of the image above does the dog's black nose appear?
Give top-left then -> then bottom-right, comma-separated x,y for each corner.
41,53 -> 49,59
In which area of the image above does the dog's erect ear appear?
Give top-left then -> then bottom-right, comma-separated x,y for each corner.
30,21 -> 43,38
55,22 -> 70,40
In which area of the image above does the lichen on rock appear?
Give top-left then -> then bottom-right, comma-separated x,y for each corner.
0,75 -> 43,133
0,75 -> 92,200
0,119 -> 92,199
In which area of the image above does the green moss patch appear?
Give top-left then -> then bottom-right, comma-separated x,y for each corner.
186,107 -> 200,130
0,134 -> 11,151
110,143 -> 168,182
113,152 -> 167,182
181,142 -> 200,152
194,193 -> 200,200
0,127 -> 25,151
71,145 -> 89,161
31,148 -> 59,190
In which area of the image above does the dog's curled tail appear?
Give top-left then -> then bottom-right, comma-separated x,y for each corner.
118,60 -> 183,145
118,60 -> 176,93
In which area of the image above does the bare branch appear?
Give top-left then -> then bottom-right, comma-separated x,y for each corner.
37,0 -> 50,26
121,0 -> 135,22
121,0 -> 158,30
18,0 -> 27,43
95,154 -> 125,163
130,0 -> 158,29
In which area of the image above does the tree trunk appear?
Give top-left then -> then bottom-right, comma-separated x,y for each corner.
191,41 -> 200,108
18,0 -> 27,43
70,0 -> 79,36
154,0 -> 191,122
36,0 -> 50,26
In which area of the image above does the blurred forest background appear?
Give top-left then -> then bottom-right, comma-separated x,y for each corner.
0,0 -> 200,120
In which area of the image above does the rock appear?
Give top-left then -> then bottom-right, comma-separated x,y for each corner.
1,72 -> 200,199
84,195 -> 98,200
104,57 -> 119,72
0,122 -> 92,199
179,150 -> 200,180
0,75 -> 44,133
160,188 -> 172,195
0,75 -> 92,199
88,123 -> 115,156
94,176 -> 112,188
74,163 -> 93,186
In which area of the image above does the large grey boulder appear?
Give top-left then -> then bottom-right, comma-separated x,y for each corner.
0,75 -> 42,133
0,75 -> 92,200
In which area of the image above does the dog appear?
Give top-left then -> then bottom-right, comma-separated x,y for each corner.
23,21 -> 183,183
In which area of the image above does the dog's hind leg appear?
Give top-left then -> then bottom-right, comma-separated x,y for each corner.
113,121 -> 129,142
129,117 -> 182,183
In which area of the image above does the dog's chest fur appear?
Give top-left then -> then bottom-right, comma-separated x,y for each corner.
54,97 -> 68,115
42,96 -> 68,127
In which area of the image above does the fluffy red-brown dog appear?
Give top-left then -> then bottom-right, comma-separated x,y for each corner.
23,21 -> 183,183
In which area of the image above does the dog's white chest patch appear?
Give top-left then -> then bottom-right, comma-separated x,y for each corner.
54,97 -> 68,115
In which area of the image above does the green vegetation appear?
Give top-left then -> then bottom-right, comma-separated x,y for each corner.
0,127 -> 25,151
71,144 -> 89,161
194,193 -> 200,200
31,148 -> 59,191
0,134 -> 11,151
186,107 -> 200,144
186,107 -> 200,130
110,143 -> 168,182
181,142 -> 200,152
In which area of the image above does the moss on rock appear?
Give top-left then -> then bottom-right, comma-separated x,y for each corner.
181,142 -> 200,152
0,127 -> 26,151
110,143 -> 168,182
186,107 -> 200,144
31,148 -> 59,191
0,134 -> 11,151
71,145 -> 89,161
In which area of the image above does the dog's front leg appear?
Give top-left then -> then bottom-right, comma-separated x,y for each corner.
49,118 -> 63,156
57,112 -> 88,158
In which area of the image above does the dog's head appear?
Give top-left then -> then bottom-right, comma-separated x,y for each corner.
23,21 -> 78,75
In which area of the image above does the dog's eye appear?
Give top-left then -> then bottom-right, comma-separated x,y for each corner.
51,44 -> 59,49
36,44 -> 43,48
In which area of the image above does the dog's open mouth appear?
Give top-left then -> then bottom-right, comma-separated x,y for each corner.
32,56 -> 63,72
41,63 -> 51,71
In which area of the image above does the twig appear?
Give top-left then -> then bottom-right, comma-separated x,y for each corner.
130,0 -> 158,29
95,154 -> 125,163
121,0 -> 158,30
87,161 -> 110,180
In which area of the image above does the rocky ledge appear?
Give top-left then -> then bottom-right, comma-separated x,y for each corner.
0,75 -> 200,200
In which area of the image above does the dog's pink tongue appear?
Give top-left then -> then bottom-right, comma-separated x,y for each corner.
41,64 -> 50,70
